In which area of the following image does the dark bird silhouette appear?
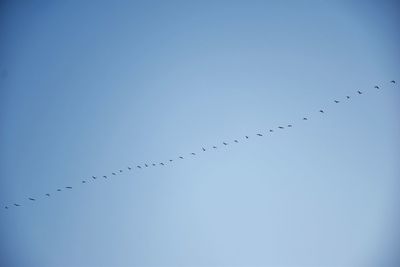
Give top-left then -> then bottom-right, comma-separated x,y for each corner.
191,152 -> 196,155
152,163 -> 156,166
65,186 -> 72,189
319,110 -> 324,113
92,176 -> 97,179
245,136 -> 249,139
179,156 -> 184,159
57,189 -> 61,192
169,160 -> 173,162
46,193 -> 50,197
137,166 -> 142,169
374,85 -> 380,89
14,204 -> 20,207
202,147 -> 206,151
213,146 -> 217,149
112,172 -> 116,175
269,129 -> 274,132
303,117 -> 308,120
346,96 -> 350,99
103,175 -> 107,179
357,90 -> 362,94
5,206 -> 8,209
391,80 -> 396,83
82,180 -> 86,183
287,124 -> 292,127
145,164 -> 149,167
257,133 -> 263,136
223,142 -> 228,145
278,126 -> 284,129
29,198 -> 35,201
127,167 -> 132,170
234,140 -> 238,143
160,162 -> 165,166
334,100 -> 339,103
119,170 -> 123,173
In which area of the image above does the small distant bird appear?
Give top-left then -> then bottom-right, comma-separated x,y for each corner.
202,147 -> 206,151
137,166 -> 142,169
391,80 -> 396,83
278,126 -> 284,129
152,163 -> 156,166
374,85 -> 380,89
269,129 -> 274,132
46,193 -> 50,197
357,90 -> 362,94
213,146 -> 217,149
57,189 -> 61,192
257,133 -> 263,136
223,142 -> 228,145
287,124 -> 292,127
319,110 -> 324,113
127,167 -> 132,170
234,140 -> 238,143
103,175 -> 107,179
169,160 -> 173,162
82,180 -> 86,183
92,176 -> 96,179
65,186 -> 72,189
245,136 -> 249,139
14,204 -> 20,207
160,163 -> 165,166
119,170 -> 123,173
334,100 -> 339,103
145,164 -> 149,167
5,206 -> 8,209
179,156 -> 184,159
303,117 -> 308,120
346,96 -> 350,99
191,152 -> 196,155
112,172 -> 116,175
28,198 -> 35,201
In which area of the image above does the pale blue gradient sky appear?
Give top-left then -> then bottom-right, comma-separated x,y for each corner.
0,1 -> 399,266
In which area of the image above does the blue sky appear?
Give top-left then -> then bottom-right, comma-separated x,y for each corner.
0,1 -> 399,266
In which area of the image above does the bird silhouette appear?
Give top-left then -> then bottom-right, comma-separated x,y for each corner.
257,133 -> 263,136
287,124 -> 292,127
169,160 -> 173,162
28,198 -> 35,201
191,152 -> 196,155
223,142 -> 228,145
374,85 -> 380,89
319,110 -> 324,113
269,129 -> 274,132
346,96 -> 350,99
127,167 -> 132,170
57,189 -> 61,192
103,175 -> 107,179
14,204 -> 20,207
152,163 -> 156,166
391,80 -> 396,83
245,136 -> 249,139
112,172 -> 116,175
5,206 -> 8,209
145,163 -> 149,167
202,147 -> 206,151
234,140 -> 238,143
82,180 -> 86,183
357,90 -> 362,94
213,146 -> 217,149
334,100 -> 340,103
45,193 -> 50,197
119,170 -> 123,173
137,166 -> 142,169
92,176 -> 96,179
179,156 -> 184,159
160,162 -> 165,166
303,117 -> 308,120
65,186 -> 72,189
278,126 -> 284,129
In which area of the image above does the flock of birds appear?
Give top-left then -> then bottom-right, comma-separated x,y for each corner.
3,80 -> 397,210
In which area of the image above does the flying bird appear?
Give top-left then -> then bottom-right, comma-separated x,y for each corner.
112,172 -> 116,175
391,80 -> 396,83
278,126 -> 284,129
145,164 -> 149,167
234,140 -> 238,143
334,100 -> 340,103
191,152 -> 196,155
92,176 -> 97,179
103,175 -> 107,179
57,189 -> 61,192
119,170 -> 123,173
45,193 -> 50,197
357,90 -> 362,94
303,117 -> 308,120
82,180 -> 86,183
245,136 -> 249,139
127,167 -> 132,170
257,133 -> 263,136
152,163 -> 156,166
169,160 -> 173,162
14,204 -> 20,207
346,96 -> 350,99
160,162 -> 165,166
137,166 -> 142,169
319,110 -> 324,113
269,129 -> 274,132
213,146 -> 217,149
287,124 -> 292,127
202,147 -> 206,151
223,142 -> 228,145
28,198 -> 35,201
65,186 -> 72,189
5,206 -> 8,209
374,85 -> 380,89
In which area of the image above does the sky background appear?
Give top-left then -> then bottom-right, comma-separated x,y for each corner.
0,1 -> 399,266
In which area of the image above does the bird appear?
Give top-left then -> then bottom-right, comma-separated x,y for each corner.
202,147 -> 206,151
374,85 -> 380,89
346,96 -> 350,99
169,160 -> 173,162
45,193 -> 50,197
303,117 -> 308,120
160,163 -> 165,166
223,142 -> 228,145
14,204 -> 20,207
213,146 -> 217,149
357,90 -> 362,94
152,163 -> 156,166
391,80 -> 396,83
5,206 -> 8,209
278,126 -> 284,129
82,180 -> 86,183
287,124 -> 292,127
65,186 -> 72,189
319,110 -> 324,113
191,152 -> 196,155
257,133 -> 263,136
127,167 -> 132,170
57,189 -> 61,192
145,163 -> 149,167
234,140 -> 238,143
334,100 -> 340,103
269,129 -> 274,132
28,198 -> 35,201
92,176 -> 97,179
245,136 -> 249,139
137,165 -> 142,169
112,172 -> 116,175
103,175 -> 107,179
119,170 -> 123,173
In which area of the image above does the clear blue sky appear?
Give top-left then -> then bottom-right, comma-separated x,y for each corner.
0,1 -> 399,266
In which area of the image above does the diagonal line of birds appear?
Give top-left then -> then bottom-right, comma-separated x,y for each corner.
3,80 -> 397,210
